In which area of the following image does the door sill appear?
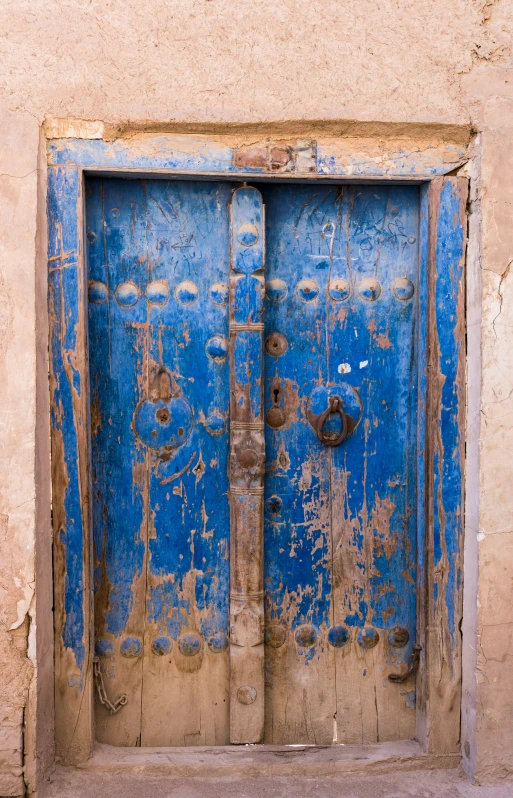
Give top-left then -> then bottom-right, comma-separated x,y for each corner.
77,741 -> 460,777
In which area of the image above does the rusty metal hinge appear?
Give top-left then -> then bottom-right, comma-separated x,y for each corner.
388,644 -> 422,683
93,656 -> 128,714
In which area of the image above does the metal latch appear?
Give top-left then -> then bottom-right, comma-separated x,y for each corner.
93,656 -> 128,714
388,644 -> 422,683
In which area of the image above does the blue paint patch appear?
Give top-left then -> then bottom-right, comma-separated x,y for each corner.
48,165 -> 86,677
262,184 -> 420,648
433,179 -> 466,647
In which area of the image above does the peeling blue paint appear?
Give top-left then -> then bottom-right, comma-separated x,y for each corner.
48,138 -> 466,743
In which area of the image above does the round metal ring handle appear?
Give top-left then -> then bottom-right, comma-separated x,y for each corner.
315,395 -> 348,447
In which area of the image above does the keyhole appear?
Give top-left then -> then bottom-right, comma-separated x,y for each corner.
156,407 -> 171,425
273,387 -> 281,406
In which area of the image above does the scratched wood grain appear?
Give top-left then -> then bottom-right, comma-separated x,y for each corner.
423,177 -> 467,753
48,165 -> 94,763
261,184 -> 420,744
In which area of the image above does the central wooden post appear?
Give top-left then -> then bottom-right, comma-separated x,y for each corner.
229,186 -> 265,743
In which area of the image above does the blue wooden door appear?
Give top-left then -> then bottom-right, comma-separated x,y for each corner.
87,178 -> 233,746
261,184 -> 420,744
87,178 -> 420,746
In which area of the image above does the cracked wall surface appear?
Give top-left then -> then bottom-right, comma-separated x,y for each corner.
0,0 -> 512,793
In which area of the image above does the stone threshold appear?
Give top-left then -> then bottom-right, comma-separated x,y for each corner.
73,740 -> 460,778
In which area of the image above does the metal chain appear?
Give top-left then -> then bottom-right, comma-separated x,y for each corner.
93,656 -> 128,714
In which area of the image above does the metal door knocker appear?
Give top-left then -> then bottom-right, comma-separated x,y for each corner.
307,384 -> 363,446
134,368 -> 193,451
314,395 -> 348,447
388,644 -> 422,683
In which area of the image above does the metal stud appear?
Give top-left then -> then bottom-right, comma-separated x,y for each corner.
357,627 -> 379,649
265,624 -> 287,648
147,280 -> 170,306
205,413 -> 226,435
237,448 -> 259,469
120,637 -> 143,658
175,280 -> 199,306
393,277 -> 415,301
237,685 -> 257,704
94,638 -> 114,658
328,625 -> 350,648
265,332 -> 288,358
88,281 -> 108,305
208,633 -> 229,653
329,278 -> 351,302
297,279 -> 320,302
266,279 -> 288,302
358,278 -> 381,302
265,495 -> 283,514
205,335 -> 228,363
209,282 -> 229,306
151,636 -> 173,656
266,406 -> 286,429
388,626 -> 410,648
237,223 -> 259,247
115,282 -> 140,308
294,624 -> 317,647
178,633 -> 202,656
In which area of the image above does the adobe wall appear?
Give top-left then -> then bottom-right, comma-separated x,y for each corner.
0,0 -> 511,793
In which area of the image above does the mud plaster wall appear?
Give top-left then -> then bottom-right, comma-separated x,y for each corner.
0,0 -> 512,794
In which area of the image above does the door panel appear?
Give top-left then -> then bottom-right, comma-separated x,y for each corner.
88,178 -> 232,745
261,184 -> 419,744
87,178 -> 420,747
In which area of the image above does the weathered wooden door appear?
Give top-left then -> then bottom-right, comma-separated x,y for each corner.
87,178 -> 422,746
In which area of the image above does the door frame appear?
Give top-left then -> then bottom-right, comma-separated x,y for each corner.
47,132 -> 467,765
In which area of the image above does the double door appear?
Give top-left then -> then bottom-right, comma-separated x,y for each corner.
87,177 -> 420,746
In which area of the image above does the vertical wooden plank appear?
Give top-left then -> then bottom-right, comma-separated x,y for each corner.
425,176 -> 467,753
262,185 -> 334,745
88,178 -> 149,745
261,183 -> 420,745
415,183 -> 430,746
48,165 -> 93,763
229,186 -> 266,744
330,185 -> 420,744
140,179 -> 232,746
